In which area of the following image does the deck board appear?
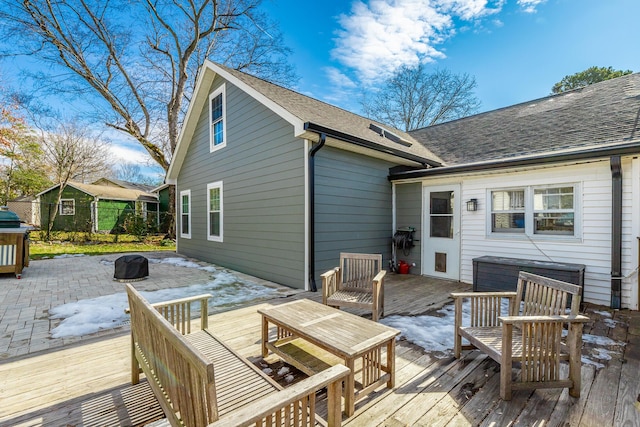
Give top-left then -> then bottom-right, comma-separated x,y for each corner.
0,275 -> 638,427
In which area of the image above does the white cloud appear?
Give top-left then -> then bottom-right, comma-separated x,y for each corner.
324,66 -> 358,89
332,0 -> 505,83
517,0 -> 547,13
109,142 -> 151,165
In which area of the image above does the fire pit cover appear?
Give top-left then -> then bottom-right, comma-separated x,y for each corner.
114,255 -> 149,282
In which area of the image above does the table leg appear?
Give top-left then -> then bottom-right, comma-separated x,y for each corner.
387,338 -> 395,388
345,358 -> 355,416
261,316 -> 269,358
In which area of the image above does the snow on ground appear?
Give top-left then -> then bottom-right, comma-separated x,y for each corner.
49,256 -> 278,338
49,257 -> 628,367
381,299 -> 626,368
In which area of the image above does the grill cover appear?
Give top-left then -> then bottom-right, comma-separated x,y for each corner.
114,255 -> 149,281
0,209 -> 21,228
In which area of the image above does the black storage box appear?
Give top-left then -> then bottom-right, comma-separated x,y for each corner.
114,255 -> 149,281
473,256 -> 585,298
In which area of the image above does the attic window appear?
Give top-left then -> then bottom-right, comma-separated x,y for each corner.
369,124 -> 412,147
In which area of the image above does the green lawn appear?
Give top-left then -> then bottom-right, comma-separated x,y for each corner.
28,232 -> 176,260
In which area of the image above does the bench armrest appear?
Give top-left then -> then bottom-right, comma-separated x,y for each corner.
373,269 -> 386,284
153,293 -> 213,333
451,291 -> 517,298
207,364 -> 351,427
322,267 -> 341,303
499,314 -> 590,325
452,291 -> 517,329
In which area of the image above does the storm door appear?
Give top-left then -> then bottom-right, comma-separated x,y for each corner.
423,184 -> 461,280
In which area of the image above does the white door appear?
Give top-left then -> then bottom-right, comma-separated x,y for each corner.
422,184 -> 461,280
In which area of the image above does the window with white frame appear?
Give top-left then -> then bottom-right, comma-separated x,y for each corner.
533,186 -> 575,235
209,84 -> 226,152
59,199 -> 75,215
491,189 -> 525,233
489,184 -> 578,237
207,181 -> 223,241
180,190 -> 191,239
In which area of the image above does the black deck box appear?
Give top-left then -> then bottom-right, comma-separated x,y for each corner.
473,256 -> 585,299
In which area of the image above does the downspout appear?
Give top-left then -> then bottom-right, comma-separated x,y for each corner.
611,155 -> 622,309
308,133 -> 326,292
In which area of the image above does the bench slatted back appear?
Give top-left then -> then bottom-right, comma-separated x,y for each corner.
340,252 -> 382,292
515,271 -> 582,316
126,284 -> 219,427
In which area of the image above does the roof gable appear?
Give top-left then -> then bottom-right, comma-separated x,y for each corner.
167,61 -> 443,181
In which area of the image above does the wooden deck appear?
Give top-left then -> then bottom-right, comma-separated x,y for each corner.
1,274 -> 638,427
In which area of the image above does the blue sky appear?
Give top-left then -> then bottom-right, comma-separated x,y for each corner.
268,0 -> 640,114
4,0 -> 638,182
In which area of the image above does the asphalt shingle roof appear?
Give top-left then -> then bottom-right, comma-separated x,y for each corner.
408,73 -> 640,166
68,181 -> 157,202
216,63 -> 445,165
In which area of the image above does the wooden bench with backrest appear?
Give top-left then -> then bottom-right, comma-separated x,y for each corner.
451,271 -> 590,400
125,284 -> 350,427
321,253 -> 386,322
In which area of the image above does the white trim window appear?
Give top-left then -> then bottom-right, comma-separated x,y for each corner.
489,184 -> 579,238
491,189 -> 525,233
59,199 -> 75,215
209,84 -> 226,152
180,189 -> 191,239
207,181 -> 223,241
533,186 -> 575,235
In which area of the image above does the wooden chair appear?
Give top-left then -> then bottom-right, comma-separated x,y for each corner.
321,252 -> 386,321
451,271 -> 590,400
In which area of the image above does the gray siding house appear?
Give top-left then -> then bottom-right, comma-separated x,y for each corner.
167,61 -> 442,290
169,62 -> 640,310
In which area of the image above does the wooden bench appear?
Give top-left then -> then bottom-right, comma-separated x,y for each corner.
125,284 -> 350,427
451,271 -> 590,400
321,253 -> 386,321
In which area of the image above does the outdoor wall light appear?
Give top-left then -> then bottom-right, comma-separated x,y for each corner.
466,198 -> 478,212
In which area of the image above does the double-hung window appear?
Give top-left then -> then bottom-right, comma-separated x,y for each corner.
491,189 -> 525,233
209,84 -> 226,152
180,190 -> 191,239
207,181 -> 223,242
489,184 -> 578,238
59,199 -> 75,215
533,187 -> 574,235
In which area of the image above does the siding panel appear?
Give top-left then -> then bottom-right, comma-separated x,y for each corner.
176,76 -> 306,288
314,147 -> 395,278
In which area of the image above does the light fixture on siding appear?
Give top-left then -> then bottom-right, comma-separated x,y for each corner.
466,198 -> 478,212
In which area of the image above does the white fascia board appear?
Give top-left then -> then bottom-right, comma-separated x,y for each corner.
206,61 -> 305,136
167,65 -> 216,181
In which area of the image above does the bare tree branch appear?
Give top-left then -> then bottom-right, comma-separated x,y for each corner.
362,64 -> 481,132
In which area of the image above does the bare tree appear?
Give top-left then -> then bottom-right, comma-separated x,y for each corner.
0,0 -> 296,235
40,122 -> 112,235
362,64 -> 481,131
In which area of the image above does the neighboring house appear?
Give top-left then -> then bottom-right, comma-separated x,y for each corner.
168,60 -> 640,310
6,196 -> 39,226
36,181 -> 159,233
150,183 -> 174,233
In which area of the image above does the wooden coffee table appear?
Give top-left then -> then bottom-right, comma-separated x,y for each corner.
258,299 -> 400,416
